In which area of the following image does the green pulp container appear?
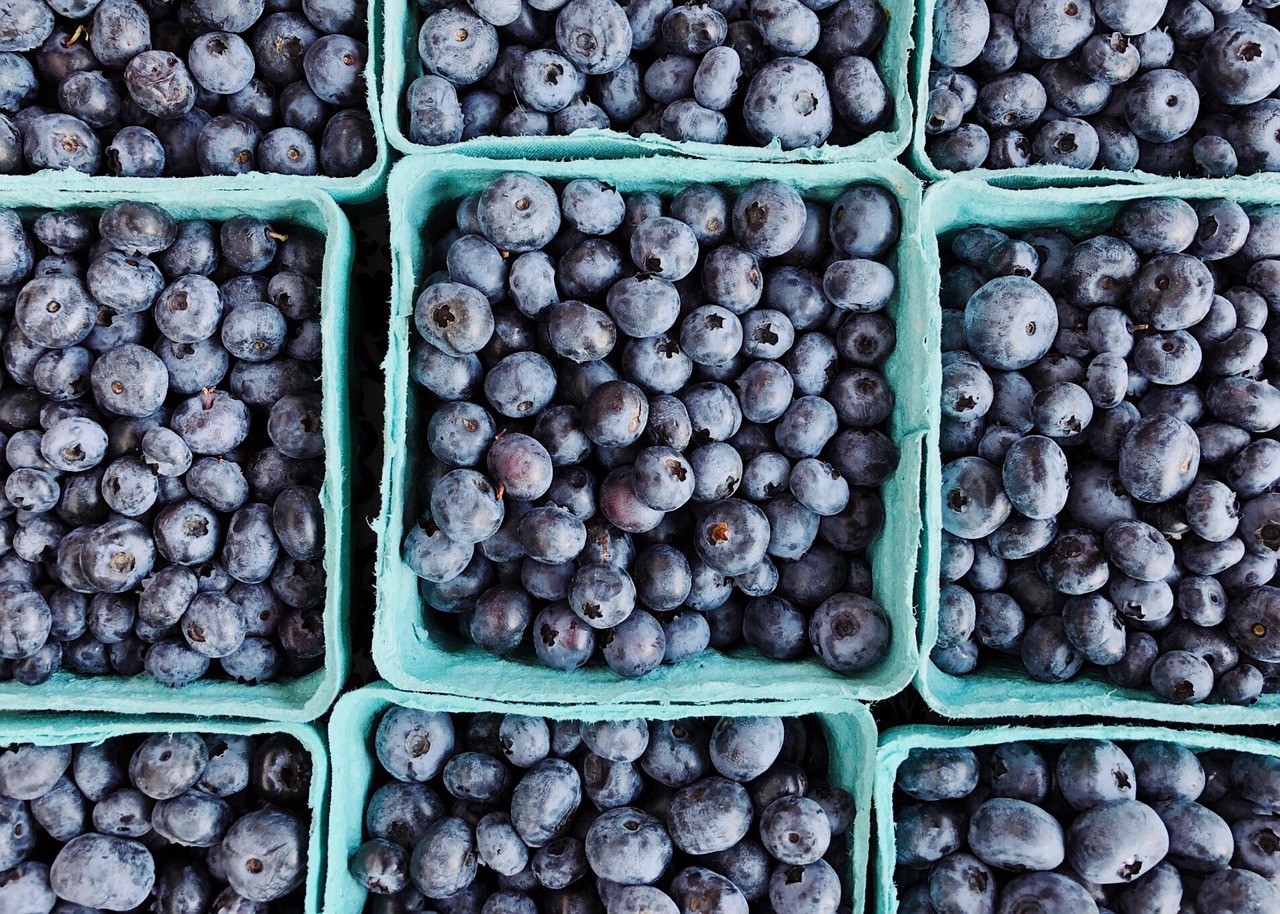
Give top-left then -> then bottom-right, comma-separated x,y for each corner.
917,175 -> 1280,725
0,0 -> 389,203
0,185 -> 353,721
381,0 -> 915,163
873,721 -> 1280,913
325,682 -> 877,914
910,0 -> 1180,188
374,153 -> 928,708
0,712 -> 329,913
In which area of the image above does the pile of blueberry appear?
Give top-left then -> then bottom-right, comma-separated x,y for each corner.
0,202 -> 327,690
0,0 -> 376,178
937,196 -> 1280,706
926,0 -> 1280,176
0,731 -> 312,912
403,171 -> 900,680
894,737 -> 1280,914
405,0 -> 891,149
352,707 -> 855,914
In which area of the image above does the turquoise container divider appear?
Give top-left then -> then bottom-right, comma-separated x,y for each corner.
917,175 -> 1280,725
325,682 -> 877,914
873,722 -> 1280,914
910,0 -> 1180,188
0,185 -> 352,721
0,0 -> 388,204
374,154 -> 928,708
381,0 -> 915,163
0,712 -> 328,914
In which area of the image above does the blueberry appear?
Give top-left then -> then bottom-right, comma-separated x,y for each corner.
351,838 -> 410,895
996,872 -> 1096,913
57,70 -> 121,131
1125,69 -> 1200,144
1053,740 -> 1135,813
924,852 -> 994,914
1066,799 -> 1169,885
963,277 -> 1058,370
603,279 -> 679,344
1150,797 -> 1231,873
151,788 -> 233,847
1197,868 -> 1280,914
1001,435 -> 1069,521
528,603 -> 592,671
583,806 -> 671,883
220,809 -> 306,901
420,7 -> 498,86
967,796 -> 1065,872
623,216 -> 696,282
415,281 -> 495,358
807,592 -> 889,673
123,51 -> 197,120
609,885 -> 679,914
733,181 -> 807,258
49,834 -> 153,910
1032,117 -> 1100,169
197,114 -> 263,175
512,49 -> 583,113
656,98 -> 726,143
1096,0 -> 1164,35
1201,22 -> 1280,106
15,275 -> 96,349
0,0 -> 53,53
320,108 -> 378,176
601,608 -> 666,677
478,175 -> 562,254
898,747 -> 980,803
768,858 -> 839,914
257,127 -> 318,175
667,776 -> 751,855
1118,414 -> 1200,503
376,707 -> 455,783
556,0 -> 632,75
441,750 -> 509,804
932,0 -> 990,68
510,758 -> 582,847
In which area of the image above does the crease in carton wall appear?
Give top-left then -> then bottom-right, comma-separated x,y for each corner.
324,682 -> 876,914
382,0 -> 915,163
374,154 -> 930,708
0,185 -> 352,722
873,721 -> 1280,914
915,176 -> 1280,726
0,713 -> 329,914
0,0 -> 389,204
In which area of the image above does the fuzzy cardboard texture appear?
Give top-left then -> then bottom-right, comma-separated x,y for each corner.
873,722 -> 1280,914
374,154 -> 928,708
0,713 -> 329,914
324,682 -> 876,914
917,176 -> 1280,725
0,185 -> 352,722
0,0 -> 388,204
381,0 -> 915,163
910,1 -> 1189,188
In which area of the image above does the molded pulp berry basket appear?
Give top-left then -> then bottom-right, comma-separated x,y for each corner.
381,0 -> 915,163
911,0 -> 1190,188
375,153 -> 929,708
873,722 -> 1280,914
0,185 -> 352,722
325,682 -> 877,914
918,176 -> 1280,725
0,712 -> 329,914
0,0 -> 389,205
